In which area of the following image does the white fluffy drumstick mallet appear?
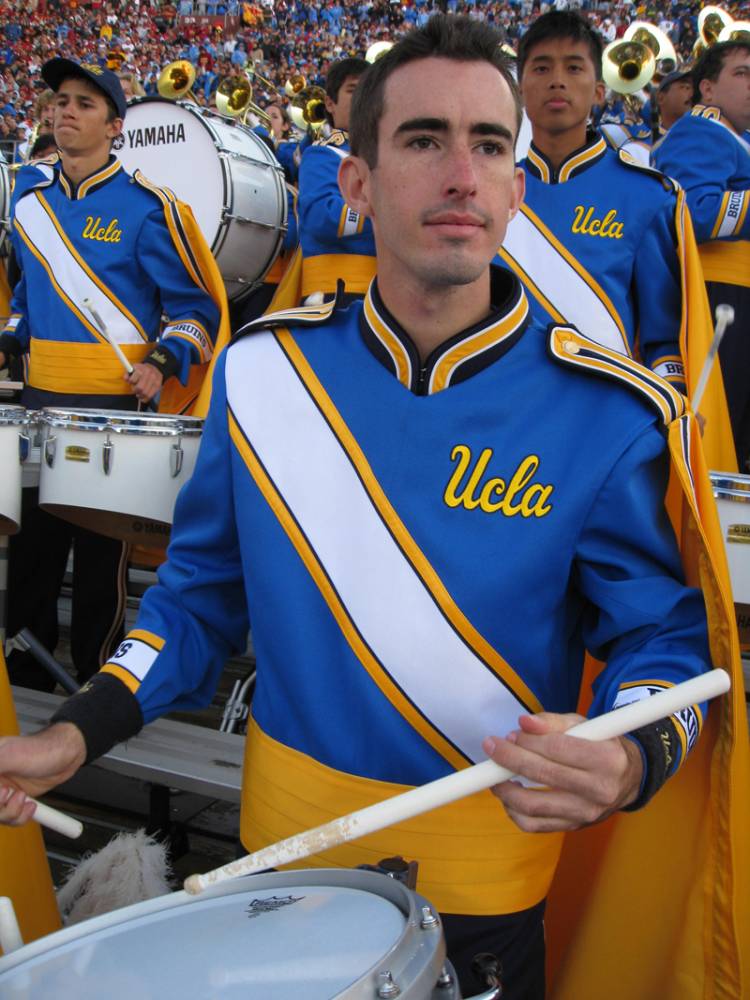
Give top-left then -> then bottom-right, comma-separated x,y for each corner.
185,668 -> 730,895
82,298 -> 134,376
691,304 -> 735,415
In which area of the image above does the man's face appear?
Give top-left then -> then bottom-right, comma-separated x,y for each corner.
657,77 -> 692,126
53,77 -> 122,159
324,72 -> 362,130
700,47 -> 750,133
520,37 -> 604,137
341,57 -> 524,292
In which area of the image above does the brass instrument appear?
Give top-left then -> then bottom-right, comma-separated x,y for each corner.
285,74 -> 307,98
157,60 -> 197,102
247,62 -> 276,93
602,39 -> 656,96
623,21 -> 678,77
215,74 -> 272,126
698,6 -> 734,47
718,20 -> 750,43
365,41 -> 393,64
289,85 -> 327,132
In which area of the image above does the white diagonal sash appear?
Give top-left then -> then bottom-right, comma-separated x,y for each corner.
15,193 -> 145,344
227,332 -> 530,764
503,207 -> 629,355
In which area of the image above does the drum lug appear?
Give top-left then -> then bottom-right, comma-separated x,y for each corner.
170,439 -> 184,478
377,971 -> 401,998
44,435 -> 56,468
102,433 -> 113,476
18,430 -> 29,464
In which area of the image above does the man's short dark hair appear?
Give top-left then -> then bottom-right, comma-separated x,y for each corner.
692,39 -> 750,103
325,57 -> 369,103
349,15 -> 522,169
30,131 -> 58,159
517,10 -> 603,82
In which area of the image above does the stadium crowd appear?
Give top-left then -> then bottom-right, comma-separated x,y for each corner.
0,0 -> 746,155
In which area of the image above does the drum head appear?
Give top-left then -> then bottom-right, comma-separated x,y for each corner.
0,870 -> 447,1000
114,99 -> 225,251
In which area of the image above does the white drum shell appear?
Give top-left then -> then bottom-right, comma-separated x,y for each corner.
0,405 -> 27,534
0,869 -> 458,1000
0,152 -> 9,252
115,98 -> 287,300
710,471 -> 750,604
38,409 -> 202,546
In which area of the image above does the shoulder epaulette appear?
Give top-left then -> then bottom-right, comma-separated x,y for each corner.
316,129 -> 348,148
35,152 -> 60,167
616,147 -> 677,192
12,157 -> 58,196
691,104 -> 721,121
548,325 -> 685,426
132,168 -> 179,205
234,293 -> 341,341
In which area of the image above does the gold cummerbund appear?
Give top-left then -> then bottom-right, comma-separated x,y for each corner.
300,253 -> 376,297
699,240 -> 750,287
28,338 -> 152,395
240,718 -> 565,916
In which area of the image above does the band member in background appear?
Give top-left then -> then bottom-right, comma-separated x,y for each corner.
496,12 -> 690,390
0,59 -> 221,690
651,66 -> 694,145
296,57 -> 376,304
0,19 -> 746,1000
653,40 -> 750,470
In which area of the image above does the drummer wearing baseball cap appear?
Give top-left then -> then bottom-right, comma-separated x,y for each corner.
0,56 -> 223,693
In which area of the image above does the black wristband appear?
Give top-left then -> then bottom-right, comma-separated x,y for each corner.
622,717 -> 681,811
143,343 -> 180,381
49,672 -> 143,765
0,332 -> 22,363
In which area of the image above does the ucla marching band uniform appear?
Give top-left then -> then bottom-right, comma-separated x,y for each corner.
52,269 -> 713,920
653,105 -> 750,465
497,132 -> 687,389
297,128 -> 376,301
0,155 -> 220,404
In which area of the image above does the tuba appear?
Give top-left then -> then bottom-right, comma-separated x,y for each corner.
718,20 -> 750,43
215,74 -> 271,126
602,39 -> 656,96
623,21 -> 678,78
365,41 -> 394,63
289,86 -> 327,132
285,74 -> 307,98
157,60 -> 197,102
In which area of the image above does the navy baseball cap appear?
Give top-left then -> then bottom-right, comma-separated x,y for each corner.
658,66 -> 693,94
41,58 -> 127,120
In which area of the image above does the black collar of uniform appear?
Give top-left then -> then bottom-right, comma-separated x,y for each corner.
58,154 -> 123,200
359,266 -> 530,396
525,129 -> 607,185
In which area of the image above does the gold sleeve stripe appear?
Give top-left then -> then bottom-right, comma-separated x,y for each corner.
128,628 -> 166,651
100,662 -> 141,694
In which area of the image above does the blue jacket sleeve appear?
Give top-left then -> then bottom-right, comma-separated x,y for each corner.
297,143 -> 374,256
136,207 -> 221,383
106,351 -> 249,722
575,423 -> 711,773
653,119 -> 750,243
0,232 -> 29,354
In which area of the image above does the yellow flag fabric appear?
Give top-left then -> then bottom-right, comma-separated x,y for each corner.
676,194 -> 738,473
547,410 -> 749,999
0,648 -> 61,952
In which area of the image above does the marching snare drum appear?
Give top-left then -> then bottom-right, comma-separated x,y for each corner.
0,869 -> 461,999
710,471 -> 750,652
0,406 -> 37,534
114,98 -> 287,301
38,408 -> 203,547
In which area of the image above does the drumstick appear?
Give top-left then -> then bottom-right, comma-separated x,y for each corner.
691,304 -> 734,415
29,798 -> 83,839
82,298 -> 134,376
184,668 -> 730,895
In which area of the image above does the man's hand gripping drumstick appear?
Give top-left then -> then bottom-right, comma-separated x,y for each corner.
82,298 -> 163,404
184,669 -> 729,894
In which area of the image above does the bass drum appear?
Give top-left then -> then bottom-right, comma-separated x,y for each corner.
0,149 -> 9,252
114,98 -> 287,301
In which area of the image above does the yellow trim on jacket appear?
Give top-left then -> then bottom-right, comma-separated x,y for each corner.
300,253 -> 376,297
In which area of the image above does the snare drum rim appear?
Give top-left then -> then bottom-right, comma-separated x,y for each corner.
39,407 -> 203,437
0,404 -> 30,427
0,868 -> 445,990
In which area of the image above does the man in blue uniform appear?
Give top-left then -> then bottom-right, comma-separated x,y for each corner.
0,60 -> 220,689
296,57 -> 376,303
498,11 -> 688,390
653,40 -> 750,468
0,19 -> 740,1000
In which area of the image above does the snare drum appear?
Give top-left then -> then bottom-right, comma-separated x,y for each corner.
38,408 -> 203,547
0,405 -> 36,534
114,98 -> 287,300
0,869 -> 461,999
710,471 -> 750,652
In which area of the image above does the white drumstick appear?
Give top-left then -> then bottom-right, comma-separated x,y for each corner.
82,298 -> 134,376
691,304 -> 734,415
185,668 -> 730,895
30,798 -> 83,839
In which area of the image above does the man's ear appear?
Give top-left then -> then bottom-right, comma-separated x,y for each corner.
593,79 -> 606,108
107,116 -> 124,141
698,76 -> 713,104
338,154 -> 373,218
